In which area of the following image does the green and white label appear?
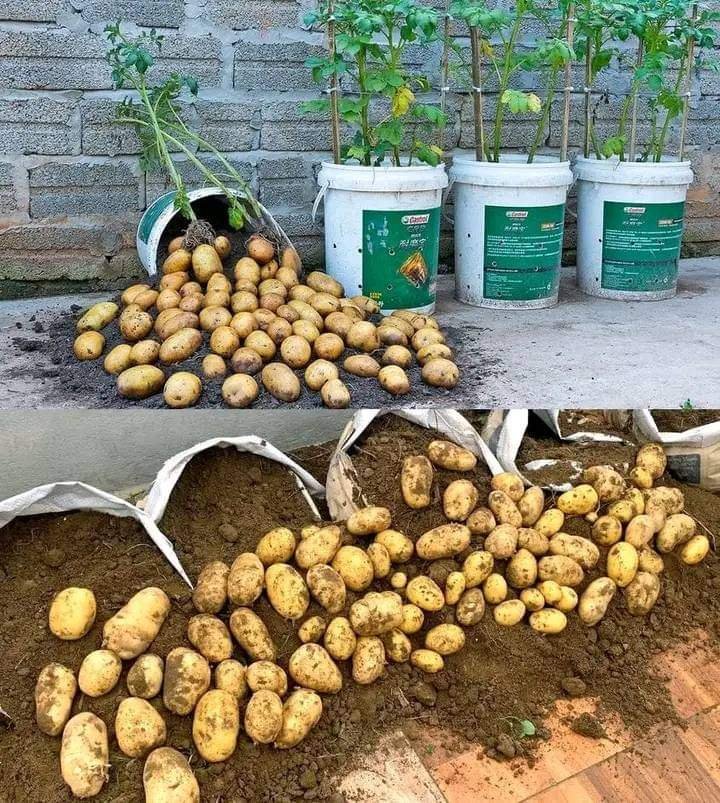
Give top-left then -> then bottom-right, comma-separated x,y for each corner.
483,204 -> 565,301
362,208 -> 440,310
601,201 -> 685,292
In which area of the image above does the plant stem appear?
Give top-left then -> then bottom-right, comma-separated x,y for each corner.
356,48 -> 372,165
528,68 -> 558,163
492,9 -> 524,161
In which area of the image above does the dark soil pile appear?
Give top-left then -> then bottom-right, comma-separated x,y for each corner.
650,409 -> 720,433
558,409 -> 633,440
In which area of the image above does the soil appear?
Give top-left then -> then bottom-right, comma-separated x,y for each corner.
650,409 -> 720,433
557,409 -> 633,440
2,418 -> 720,802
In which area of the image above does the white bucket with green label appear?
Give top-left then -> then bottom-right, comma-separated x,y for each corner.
575,157 -> 693,301
449,154 -> 574,309
315,162 -> 448,314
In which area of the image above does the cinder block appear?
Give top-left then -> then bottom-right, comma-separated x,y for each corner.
234,41 -> 324,91
80,97 -> 142,156
258,175 -> 316,208
0,160 -> 18,215
0,0 -> 64,21
144,155 -> 256,204
195,98 -> 261,152
0,222 -> 123,256
77,0 -> 185,27
205,0 -> 301,30
0,95 -> 77,155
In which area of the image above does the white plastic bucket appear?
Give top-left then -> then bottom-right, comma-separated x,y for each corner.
315,162 -> 448,314
575,157 -> 693,301
449,154 -> 574,309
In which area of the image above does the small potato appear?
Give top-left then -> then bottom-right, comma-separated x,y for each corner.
375,529 -> 414,563
230,347 -> 263,375
462,550 -> 494,587
443,480 -> 479,521
314,332 -> 345,361
411,327 -> 444,351
390,572 -> 407,589
484,523 -> 519,559
555,586 -> 579,613
535,508 -> 565,537
321,378 -> 351,408
222,373 -> 259,408
262,362 -> 301,402
130,339 -> 161,366
517,527 -> 550,556
416,523 -> 471,559
592,515 -> 623,546
102,587 -> 170,659
118,365 -> 165,399
280,334 -> 312,369
557,484 -> 599,516
202,353 -> 227,379
410,649 -> 444,673
247,661 -> 288,695
116,697 -> 166,758
537,580 -> 562,605
228,552 -> 265,606
427,440 -> 477,471
579,577 -> 617,625
529,608 -> 567,634
245,690 -> 283,744
467,507 -> 496,536
350,295 -> 380,315
629,466 -> 653,490
349,591 -> 403,636
275,689 -> 323,749
76,301 -> 118,333
256,527 -> 297,566
400,455 -> 434,510
120,308 -> 154,342
167,237 -> 184,254
187,614 -> 233,664
679,534 -> 710,565
266,317 -> 293,344
265,563 -> 310,620
382,629 -> 412,663
332,546 -> 374,592
306,564 -> 346,613
292,319 -> 321,343
180,280 -> 202,296
143,747 -> 199,803
406,575 -> 445,611
163,372 -> 202,408
48,587 -> 96,641
549,533 -> 600,570
61,713 -> 108,798
417,343 -> 452,365
606,499 -> 636,524
214,659 -> 247,701
638,547 -> 665,574
163,248 -> 192,274
636,442 -> 667,479
537,555 -> 584,587
229,608 -> 276,661
506,548 -> 538,589
656,513 -> 696,553
367,542 -> 391,579
399,604 -> 425,634
298,616 -> 326,644
213,235 -> 232,259
493,599 -> 526,627
490,472 -> 524,503
488,491 -> 522,527
230,310 -> 258,339
35,663 -> 76,736
421,357 -> 459,389
455,588 -> 486,625
425,623 -> 465,655
353,636 -> 386,685
378,365 -> 410,395
482,573 -> 508,604
624,571 -> 661,615
305,358 -> 339,390
382,345 -> 413,369
518,486 -> 545,526
74,331 -> 105,361
127,654 -> 164,699
104,343 -> 133,375
306,270 -> 344,298
324,616 -> 357,660
289,643 -> 343,693
295,524 -> 342,569
276,266 -> 299,290
163,648 -> 211,715
520,588 -> 545,612
192,561 -> 229,614
78,649 -> 122,697
445,571 -> 466,605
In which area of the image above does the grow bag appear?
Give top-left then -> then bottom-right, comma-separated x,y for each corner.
575,157 -> 693,300
449,155 -> 574,309
315,163 -> 448,315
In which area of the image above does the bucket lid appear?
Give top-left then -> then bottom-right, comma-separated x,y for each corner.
318,161 -> 448,192
573,156 -> 693,186
449,152 -> 573,188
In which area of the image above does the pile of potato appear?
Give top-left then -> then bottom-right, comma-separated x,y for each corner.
72,232 -> 460,408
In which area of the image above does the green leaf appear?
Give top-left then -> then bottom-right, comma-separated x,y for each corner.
520,720 -> 536,737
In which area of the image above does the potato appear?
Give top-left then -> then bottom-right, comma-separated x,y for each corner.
427,440 -> 477,471
289,643 -> 343,693
349,591 -> 403,636
549,533 -> 600,570
102,587 -> 170,659
322,311 -> 351,339
381,629 -> 412,663
552,586 -> 577,614
214,660 -> 247,701
74,330 -> 105,361
60,713 -> 108,798
159,271 -> 189,291
163,372 -> 202,408
324,616 -> 357,660
349,294 -> 379,315
467,507 -> 496,536
245,689 -> 284,744
304,358 -> 339,391
122,283 -> 153,305
274,689 -> 323,749
645,486 -> 684,515
76,301 -> 118,333
443,480 -> 479,521
367,542 -> 391,578
163,648 -> 211,715
265,563 -> 310,620
622,514 -> 653,549
375,529 -> 414,563
292,319 -> 321,343
246,661 -> 288,696
578,577 -> 617,627
116,697 -> 166,758
656,513 -> 696,553
252,527 -> 295,567
228,347 -> 262,376
117,365 -> 165,400
35,663 -> 76,736
203,289 -> 230,309
163,248 -> 192,274
230,310 -> 258,339
48,587 -> 96,641
421,357 -> 459,389
234,256 -> 261,284
416,523 -> 471,559
381,345 -> 413,369
557,484 -> 599,516
629,466 -> 653,490
410,649 -> 444,674
482,573 -> 508,604
645,495 -> 668,533
529,608 -> 567,634
517,527 -> 549,556
625,487 -> 646,516
321,378 -> 350,408
339,301 -> 364,321
350,636 -> 384,685
445,573 -> 466,607
415,343 -> 451,366
221,373 -> 259,408
229,608 -> 276,661
535,508 -> 565,537
78,649 -> 122,697
537,555 -> 584,587
395,604 -> 423,634
259,278 -> 287,299
488,490 -> 522,527
144,747 -> 200,803
295,525 -> 342,569
199,354 -> 225,380
180,294 -> 204,314
399,455 -> 433,510
624,571 -> 661,615
390,571 -> 407,590
199,305 -> 232,332
228,552 -> 265,606
377,324 -> 408,347
276,266 -> 299,290
452,589 -> 484,627
332,545 -> 374,592
306,563 -> 346,613
313,332 -> 344,361
462,550 -> 494,587
155,288 -> 180,312
489,472 -> 523,502
605,500 -> 633,524
411,327 -> 444,351
406,575 -> 445,611
583,465 -> 626,502
381,316 -> 414,338
130,339 -> 161,366
636,443 -> 666,479
376,365 -> 409,395
424,623 -> 465,656
518,486 -> 544,526
592,515 -> 623,546
120,307 -> 154,342
127,654 -> 164,699
298,616 -> 326,644
192,561 -> 229,615
289,299 -> 324,329
155,309 -> 199,340
638,547 -> 664,574
278,334 -> 311,369
493,599 -> 526,627
158,328 -> 202,365
191,243 -> 223,283
187,615 -> 233,664
104,343 -> 133,375
537,580 -> 562,605
679,534 -> 710,565
519,588 -> 545,612
484,523 -> 519,559
261,362 -> 301,402
506,549 -> 538,589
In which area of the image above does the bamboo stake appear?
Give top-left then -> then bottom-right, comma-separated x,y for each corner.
469,25 -> 485,161
327,0 -> 342,164
678,2 -> 698,160
628,39 -> 644,162
583,37 -> 592,158
560,3 -> 575,162
437,0 -> 452,152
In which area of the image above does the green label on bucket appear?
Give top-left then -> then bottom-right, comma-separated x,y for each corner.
362,207 -> 440,310
483,204 -> 565,301
601,201 -> 685,292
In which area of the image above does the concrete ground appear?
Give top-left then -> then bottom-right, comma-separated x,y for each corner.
0,257 -> 718,409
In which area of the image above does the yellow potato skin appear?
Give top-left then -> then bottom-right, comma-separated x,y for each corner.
493,599 -> 526,627
535,508 -> 565,537
275,689 -> 323,749
488,490 -> 522,527
162,648 -> 211,716
518,486 -> 545,526
679,534 -> 710,565
537,555 -> 584,587
352,636 -> 386,685
288,644 -> 343,693
375,530 -> 414,563
607,542 -> 639,588
443,480 -> 479,521
74,330 -> 105,360
656,513 -> 696,553
214,660 -> 247,701
228,552 -> 265,607
529,609 -> 567,634
48,587 -> 96,641
306,564 -> 346,613
323,616 -> 357,660
60,712 -> 109,799
405,576 -> 445,611
349,591 -> 403,636
78,649 -> 122,697
557,484 -> 599,516
187,614 -> 233,664
332,546 -> 374,592
424,624 -> 465,655
245,690 -> 284,744
445,571 -> 466,605
519,588 -> 545,612
485,524 -> 519,560
490,472 -> 525,502
382,628 -> 412,662
192,689 -> 240,762
467,507 -> 496,535
116,697 -> 167,758
636,443 -> 666,480
143,747 -> 200,803
624,571 -> 661,615
416,523 -> 471,559
482,573 -> 508,604
265,564 -> 310,620
117,365 -> 165,400
506,548 -> 538,589
456,588 -> 486,625
127,654 -> 164,699
192,561 -> 229,614
427,440 -> 477,471
548,533 -> 599,570
410,649 -> 444,673
35,662 -> 77,736
592,515 -> 623,546
76,301 -> 119,332
578,577 -> 617,625
346,506 -> 392,536
298,615 -> 327,644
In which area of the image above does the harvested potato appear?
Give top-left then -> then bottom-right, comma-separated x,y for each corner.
229,608 -> 276,661
592,515 -> 623,546
265,564 -> 310,620
321,378 -> 351,408
416,343 -> 452,365
578,577 -> 617,625
116,697 -> 166,758
349,591 -> 403,636
155,288 -> 181,312
159,271 -> 189,291
535,508 -> 565,537
443,480 -> 479,521
411,327 -> 444,351
155,309 -> 199,340
77,301 -> 119,333
606,499 -> 634,524
342,354 -> 380,378
104,343 -> 133,375
314,332 -> 344,360
306,564 -> 346,613
332,546 -> 374,592
127,654 -> 164,700
280,335 -> 312,369
234,256 -> 261,284
187,615 -> 233,664
298,616 -> 326,644
289,643 -> 343,693
554,585 -> 578,613
117,365 -> 165,400
629,466 -> 653,490
352,636 -> 386,684
537,580 -> 562,605
163,248 -> 192,274
248,235 -> 276,265
455,588 -> 486,625
163,372 -> 202,408
636,443 -> 666,479
266,317 -> 292,344
120,307 -> 154,342
61,713 -> 108,798
624,571 -> 661,615
214,660 -> 247,701
201,353 -> 227,379
506,548 -> 538,589
345,321 -> 379,352
485,524 -> 519,559
306,270 -> 343,297
382,629 -> 412,663
467,507 -> 496,535
645,486 -> 684,515
191,244 -> 223,284
679,534 -> 710,565
482,573 -> 508,604
377,324 -> 408,347
583,465 -> 626,501
230,311 -> 258,339
289,299 -> 323,329
537,555 -> 584,587
488,491 -> 522,527
425,623 -> 465,655
324,616 -> 357,660
305,359 -> 339,390
549,533 -> 600,570
462,550 -> 494,587
557,484 -> 599,516
400,455 -> 434,510
490,472 -> 524,502
102,587 -> 170,659
228,552 -> 265,606
48,587 -> 96,641
444,571 -> 466,605
78,649 -> 122,697
399,604 -> 425,633
35,663 -> 76,736
656,513 -> 696,553
382,345 -> 413,368
255,527 -> 296,566
410,649 -> 444,674
222,373 -> 259,408
158,328 -> 202,365
130,339 -> 161,366
493,599 -> 526,627
163,648 -> 211,715
645,496 -> 668,533
422,358 -> 459,389
405,575 -> 445,611
378,365 -> 410,395
193,561 -> 229,614
518,486 -> 545,526
427,440 -> 476,471
262,362 -> 301,402
367,542 -> 391,579
375,529 -> 414,563
143,747 -> 199,803
416,523 -> 471,559
246,661 -> 288,696
245,690 -> 284,744
292,319 -> 321,343
624,514 -> 654,549
519,588 -> 545,612
275,689 -> 323,749
517,527 -> 549,556
529,608 -> 567,634
638,547 -> 665,574
390,572 -> 407,590
74,330 -> 105,361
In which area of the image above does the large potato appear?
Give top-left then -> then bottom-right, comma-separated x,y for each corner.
262,362 -> 301,402
192,689 -> 239,762
378,365 -> 410,395
324,616 -> 357,660
344,354 -> 381,377
679,534 -> 710,565
624,514 -> 655,549
592,515 -> 623,546
518,486 -> 545,526
247,661 -> 288,695
549,533 -> 600,570
187,615 -> 233,664
214,659 -> 247,701
159,327 -> 202,364
102,587 -> 170,659
352,636 -> 386,685
346,321 -> 380,352
306,564 -> 346,613
401,455 -> 434,510
467,507 -> 496,535
493,599 -> 526,627
644,486 -> 684,515
74,331 -> 105,361
583,465 -> 625,502
305,358 -> 339,390
120,307 -> 154,342
256,527 -> 296,566
349,591 -> 403,636
245,330 -> 277,360
421,357 -> 459,389
636,443 -> 666,479
78,649 -> 122,697
410,649 -> 444,673
405,576 -> 445,611
537,555 -> 584,587
76,301 -> 118,333
488,491 -> 522,527
517,527 -> 549,556
425,623 -> 465,655
443,480 -> 479,521
228,552 -> 265,606
117,365 -> 165,400
192,243 -> 223,283
144,747 -> 199,803
578,577 -> 617,625
456,588 -> 486,626
289,644 -> 343,693
48,587 -> 96,641
222,373 -> 259,408
60,713 -> 108,798
535,508 -> 565,537
127,654 -> 164,699
462,550 -> 494,587
332,546 -> 374,592
192,561 -> 229,614
638,547 -> 665,574
35,663 -> 76,736
416,523 -> 471,560
557,484 -> 599,516
529,609 -> 567,634
607,542 -> 639,587
484,523 -> 519,559
245,690 -> 284,744
275,689 -> 323,749
265,564 -> 310,620
163,372 -> 202,408
506,549 -> 538,589
656,513 -> 695,553
375,529 -> 414,563
347,506 -> 392,536
427,440 -> 477,471
116,697 -> 166,758
163,648 -> 211,715
624,571 -> 661,615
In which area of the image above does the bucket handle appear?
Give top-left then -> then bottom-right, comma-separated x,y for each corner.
441,176 -> 455,225
312,182 -> 329,224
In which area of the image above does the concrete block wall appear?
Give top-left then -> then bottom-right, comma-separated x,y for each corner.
0,1 -> 718,296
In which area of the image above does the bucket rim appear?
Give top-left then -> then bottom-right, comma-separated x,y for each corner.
451,152 -> 571,168
574,155 -> 692,168
319,160 -> 448,173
